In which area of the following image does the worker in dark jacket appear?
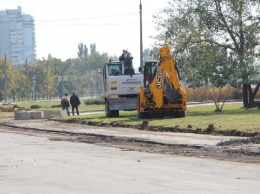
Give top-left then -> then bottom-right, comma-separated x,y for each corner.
70,92 -> 81,115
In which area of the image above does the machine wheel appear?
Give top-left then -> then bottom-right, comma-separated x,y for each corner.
111,110 -> 119,117
138,109 -> 149,119
169,109 -> 176,117
105,100 -> 119,117
137,94 -> 149,119
175,110 -> 186,118
105,99 -> 111,117
139,112 -> 149,119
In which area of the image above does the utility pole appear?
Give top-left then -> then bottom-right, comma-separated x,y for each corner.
139,0 -> 143,69
4,54 -> 7,101
61,64 -> 64,97
32,75 -> 36,101
46,61 -> 49,99
26,59 -> 29,100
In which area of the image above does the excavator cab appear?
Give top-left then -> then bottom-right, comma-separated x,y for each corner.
143,61 -> 158,87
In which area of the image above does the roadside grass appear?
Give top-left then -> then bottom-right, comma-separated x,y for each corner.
15,99 -> 103,111
62,102 -> 260,135
0,99 -> 104,118
185,103 -> 260,133
1,100 -> 259,135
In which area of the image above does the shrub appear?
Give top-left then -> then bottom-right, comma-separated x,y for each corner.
30,104 -> 41,109
16,106 -> 27,111
187,87 -> 212,102
187,87 -> 243,102
84,98 -> 105,105
51,104 -> 62,108
1,107 -> 15,112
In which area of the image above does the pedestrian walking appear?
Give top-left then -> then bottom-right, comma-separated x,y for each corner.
70,92 -> 81,115
61,93 -> 70,116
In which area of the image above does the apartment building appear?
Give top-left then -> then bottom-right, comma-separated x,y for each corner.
0,6 -> 36,66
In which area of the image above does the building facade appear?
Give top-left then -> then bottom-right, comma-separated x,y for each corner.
0,6 -> 36,66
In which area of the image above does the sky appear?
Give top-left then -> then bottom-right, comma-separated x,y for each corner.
0,0 -> 169,68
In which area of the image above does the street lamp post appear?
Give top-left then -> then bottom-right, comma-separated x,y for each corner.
25,55 -> 35,100
96,68 -> 101,97
32,75 -> 36,101
61,64 -> 64,97
4,54 -> 7,101
46,61 -> 49,99
140,0 -> 143,69
26,59 -> 29,100
89,76 -> 93,98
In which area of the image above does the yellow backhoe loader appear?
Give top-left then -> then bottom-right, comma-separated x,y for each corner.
137,46 -> 187,118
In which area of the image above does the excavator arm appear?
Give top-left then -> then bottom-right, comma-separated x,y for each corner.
149,46 -> 186,108
138,45 -> 187,118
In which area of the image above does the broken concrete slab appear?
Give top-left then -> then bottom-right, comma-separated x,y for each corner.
28,111 -> 43,119
14,110 -> 62,120
14,111 -> 30,120
42,110 -> 62,119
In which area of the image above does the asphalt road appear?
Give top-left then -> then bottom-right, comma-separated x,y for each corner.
1,127 -> 260,194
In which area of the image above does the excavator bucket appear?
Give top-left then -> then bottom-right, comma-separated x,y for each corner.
165,80 -> 181,100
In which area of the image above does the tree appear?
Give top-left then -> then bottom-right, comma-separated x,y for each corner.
87,51 -> 108,69
73,43 -> 109,96
0,57 -> 8,101
8,66 -> 26,101
78,42 -> 88,59
35,56 -> 57,99
90,43 -> 96,54
154,0 -> 260,107
0,57 -> 28,101
143,47 -> 159,61
182,44 -> 232,111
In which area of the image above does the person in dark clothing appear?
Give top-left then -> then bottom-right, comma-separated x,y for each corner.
61,93 -> 70,116
70,92 -> 81,115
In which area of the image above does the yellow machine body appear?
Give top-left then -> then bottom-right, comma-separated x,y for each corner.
137,46 -> 187,118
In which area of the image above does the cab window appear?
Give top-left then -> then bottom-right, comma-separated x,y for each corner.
108,64 -> 122,76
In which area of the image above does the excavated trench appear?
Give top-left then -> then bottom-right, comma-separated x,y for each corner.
1,118 -> 259,164
59,118 -> 260,137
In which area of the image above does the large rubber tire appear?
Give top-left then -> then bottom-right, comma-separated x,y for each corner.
138,111 -> 149,119
111,110 -> 119,117
105,99 -> 111,117
137,94 -> 149,119
105,100 -> 119,117
175,110 -> 186,118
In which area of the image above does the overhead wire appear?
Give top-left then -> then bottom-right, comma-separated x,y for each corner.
0,11 -> 155,26
35,12 -> 154,26
37,12 -> 139,22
